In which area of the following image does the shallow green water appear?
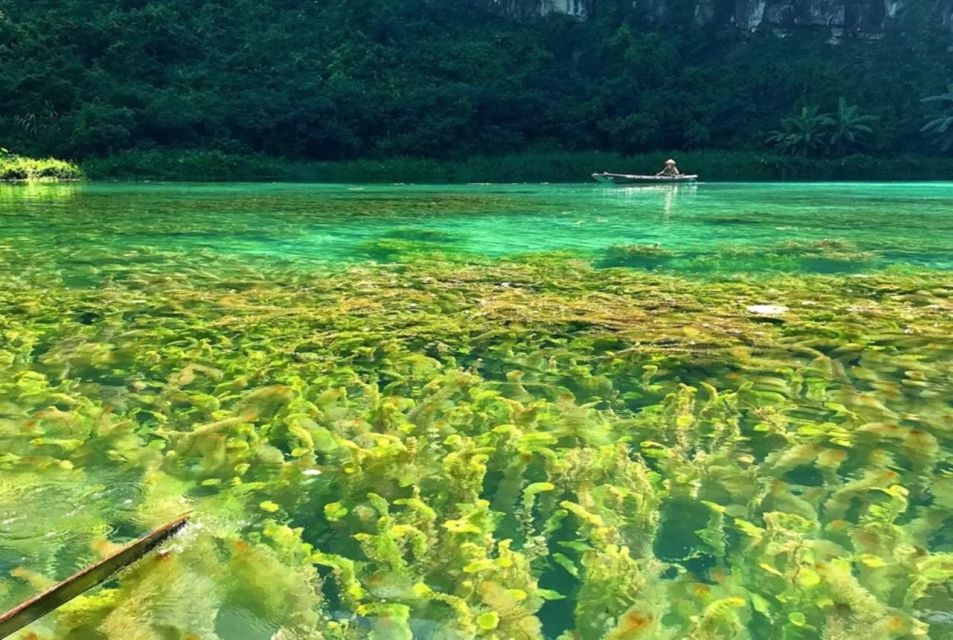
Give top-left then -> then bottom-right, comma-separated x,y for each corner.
3,182 -> 952,273
0,182 -> 951,639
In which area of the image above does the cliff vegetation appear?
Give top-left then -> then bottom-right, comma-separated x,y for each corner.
1,0 -> 951,173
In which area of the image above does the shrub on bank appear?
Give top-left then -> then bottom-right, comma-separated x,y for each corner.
0,154 -> 84,181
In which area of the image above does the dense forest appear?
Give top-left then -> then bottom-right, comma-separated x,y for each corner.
1,0 -> 952,164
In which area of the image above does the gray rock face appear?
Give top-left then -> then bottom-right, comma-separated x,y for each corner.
477,0 -> 953,38
479,0 -> 588,20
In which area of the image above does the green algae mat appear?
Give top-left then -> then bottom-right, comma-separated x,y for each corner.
0,182 -> 951,639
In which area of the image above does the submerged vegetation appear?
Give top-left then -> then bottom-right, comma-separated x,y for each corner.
0,149 -> 82,182
592,240 -> 883,275
596,244 -> 675,269
0,238 -> 950,638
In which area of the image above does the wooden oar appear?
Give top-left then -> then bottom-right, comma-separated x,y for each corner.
0,515 -> 189,639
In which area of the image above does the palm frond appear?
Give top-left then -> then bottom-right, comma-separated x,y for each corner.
921,116 -> 953,133
922,83 -> 953,104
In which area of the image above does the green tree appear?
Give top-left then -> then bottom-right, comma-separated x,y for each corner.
828,98 -> 878,156
766,106 -> 834,157
0,0 -> 951,160
921,84 -> 953,152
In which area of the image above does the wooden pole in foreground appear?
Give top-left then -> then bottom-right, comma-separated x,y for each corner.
0,515 -> 190,639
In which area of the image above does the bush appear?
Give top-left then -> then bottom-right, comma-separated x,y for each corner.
0,154 -> 84,181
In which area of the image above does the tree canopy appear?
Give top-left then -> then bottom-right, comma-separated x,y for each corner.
0,0 -> 951,160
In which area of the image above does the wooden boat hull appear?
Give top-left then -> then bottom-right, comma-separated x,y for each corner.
592,172 -> 698,185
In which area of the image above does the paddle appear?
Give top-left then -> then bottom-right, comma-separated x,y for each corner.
0,515 -> 190,639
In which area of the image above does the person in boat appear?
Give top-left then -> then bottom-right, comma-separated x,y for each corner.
656,159 -> 681,177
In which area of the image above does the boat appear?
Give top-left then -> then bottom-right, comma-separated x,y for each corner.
592,172 -> 698,185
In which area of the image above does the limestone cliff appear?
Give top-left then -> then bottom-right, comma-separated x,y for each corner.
478,0 -> 953,38
480,0 -> 589,20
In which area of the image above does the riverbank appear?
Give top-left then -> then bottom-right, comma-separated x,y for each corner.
80,150 -> 953,183
0,155 -> 83,182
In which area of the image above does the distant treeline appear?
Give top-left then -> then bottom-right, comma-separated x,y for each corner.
1,0 -> 952,163
83,150 -> 953,183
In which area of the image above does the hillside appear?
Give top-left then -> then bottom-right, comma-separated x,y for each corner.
480,0 -> 953,37
0,0 -> 951,162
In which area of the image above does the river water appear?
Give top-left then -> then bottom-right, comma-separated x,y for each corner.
0,182 -> 950,639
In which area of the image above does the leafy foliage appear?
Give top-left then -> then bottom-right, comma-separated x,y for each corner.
829,98 -> 879,156
0,149 -> 81,181
767,106 -> 835,157
78,149 -> 953,182
0,1 -> 950,161
921,84 -> 953,152
767,100 -> 878,158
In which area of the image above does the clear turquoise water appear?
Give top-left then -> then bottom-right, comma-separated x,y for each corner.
0,182 -> 951,640
3,182 -> 952,273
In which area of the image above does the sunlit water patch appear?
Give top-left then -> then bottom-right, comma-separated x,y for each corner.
0,183 -> 951,639
2,182 -> 952,273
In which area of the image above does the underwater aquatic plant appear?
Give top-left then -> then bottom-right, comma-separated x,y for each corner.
596,244 -> 676,270
0,242 -> 950,639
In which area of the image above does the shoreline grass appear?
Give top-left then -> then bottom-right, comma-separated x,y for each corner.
0,155 -> 84,182
80,149 -> 953,183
